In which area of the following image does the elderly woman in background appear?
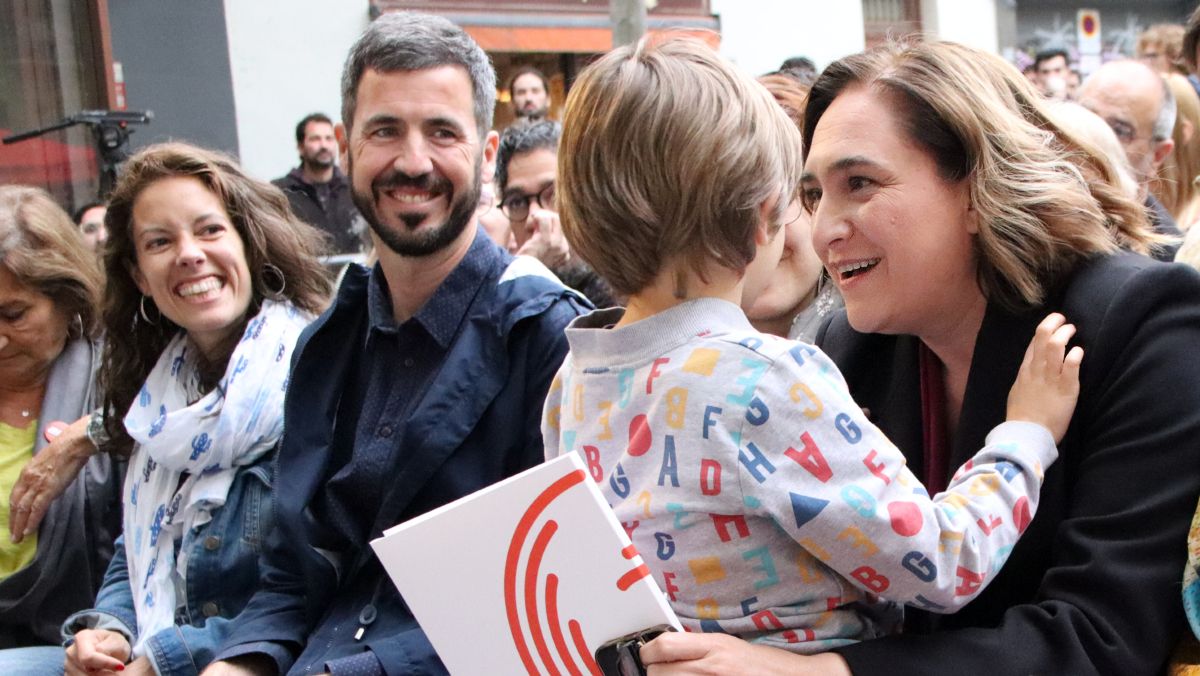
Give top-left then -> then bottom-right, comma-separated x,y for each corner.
0,187 -> 121,650
744,73 -> 843,342
0,142 -> 331,676
1138,23 -> 1190,76
1154,73 -> 1200,231
639,41 -> 1200,676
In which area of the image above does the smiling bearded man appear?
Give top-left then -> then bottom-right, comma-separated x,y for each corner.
346,138 -> 483,257
202,11 -> 590,676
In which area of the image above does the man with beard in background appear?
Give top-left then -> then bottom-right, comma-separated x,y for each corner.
204,12 -> 588,676
273,112 -> 363,254
508,65 -> 552,121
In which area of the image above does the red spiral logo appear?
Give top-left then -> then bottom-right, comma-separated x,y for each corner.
503,469 -> 651,675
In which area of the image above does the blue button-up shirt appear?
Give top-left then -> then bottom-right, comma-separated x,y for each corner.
313,233 -> 492,555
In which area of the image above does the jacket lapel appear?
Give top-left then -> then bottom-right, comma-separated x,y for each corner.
36,338 -> 98,454
837,332 -> 927,478
284,267 -> 370,518
950,303 -> 1042,471
367,255 -> 507,537
370,324 -> 510,538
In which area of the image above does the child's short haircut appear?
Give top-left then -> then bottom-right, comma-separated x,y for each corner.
558,37 -> 803,298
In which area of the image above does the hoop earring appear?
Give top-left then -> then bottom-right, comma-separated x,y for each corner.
139,295 -> 159,325
262,263 -> 286,299
71,313 -> 85,338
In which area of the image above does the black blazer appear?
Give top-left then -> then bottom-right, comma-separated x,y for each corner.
819,252 -> 1200,675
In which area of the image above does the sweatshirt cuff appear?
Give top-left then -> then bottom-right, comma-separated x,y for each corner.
984,420 -> 1058,469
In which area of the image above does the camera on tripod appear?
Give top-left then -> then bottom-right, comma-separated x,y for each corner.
2,109 -> 153,198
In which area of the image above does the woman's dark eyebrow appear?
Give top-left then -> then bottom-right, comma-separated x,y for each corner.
803,156 -> 882,182
829,156 -> 883,172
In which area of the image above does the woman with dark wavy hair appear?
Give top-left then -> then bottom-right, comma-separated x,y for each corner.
96,144 -> 330,455
0,142 -> 330,675
638,41 -> 1200,676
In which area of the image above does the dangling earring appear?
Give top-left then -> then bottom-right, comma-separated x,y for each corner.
139,295 -> 160,325
261,263 -> 287,300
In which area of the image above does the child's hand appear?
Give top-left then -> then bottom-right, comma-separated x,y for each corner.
1007,313 -> 1083,443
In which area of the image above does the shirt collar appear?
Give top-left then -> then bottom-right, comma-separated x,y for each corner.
365,227 -> 500,349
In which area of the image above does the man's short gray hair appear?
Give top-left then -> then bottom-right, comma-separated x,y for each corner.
340,12 -> 496,138
1154,75 -> 1178,142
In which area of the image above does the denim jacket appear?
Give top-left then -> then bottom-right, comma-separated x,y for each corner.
63,455 -> 274,676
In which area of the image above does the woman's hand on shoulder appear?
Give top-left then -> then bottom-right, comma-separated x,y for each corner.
9,413 -> 96,542
1007,312 -> 1084,443
639,631 -> 852,676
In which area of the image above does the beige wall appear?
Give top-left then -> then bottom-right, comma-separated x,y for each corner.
710,0 -> 866,75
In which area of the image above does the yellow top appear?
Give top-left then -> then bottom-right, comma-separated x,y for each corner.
0,420 -> 38,578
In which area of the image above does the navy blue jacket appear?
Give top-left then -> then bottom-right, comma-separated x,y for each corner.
214,243 -> 589,675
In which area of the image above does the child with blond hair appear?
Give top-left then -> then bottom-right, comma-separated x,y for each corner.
542,37 -> 1082,666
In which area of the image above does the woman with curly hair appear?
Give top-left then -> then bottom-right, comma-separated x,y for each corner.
0,142 -> 331,675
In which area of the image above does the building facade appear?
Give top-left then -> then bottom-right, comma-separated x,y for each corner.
2,0 -> 1194,214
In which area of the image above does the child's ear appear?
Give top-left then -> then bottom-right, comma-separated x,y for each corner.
754,198 -> 777,246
